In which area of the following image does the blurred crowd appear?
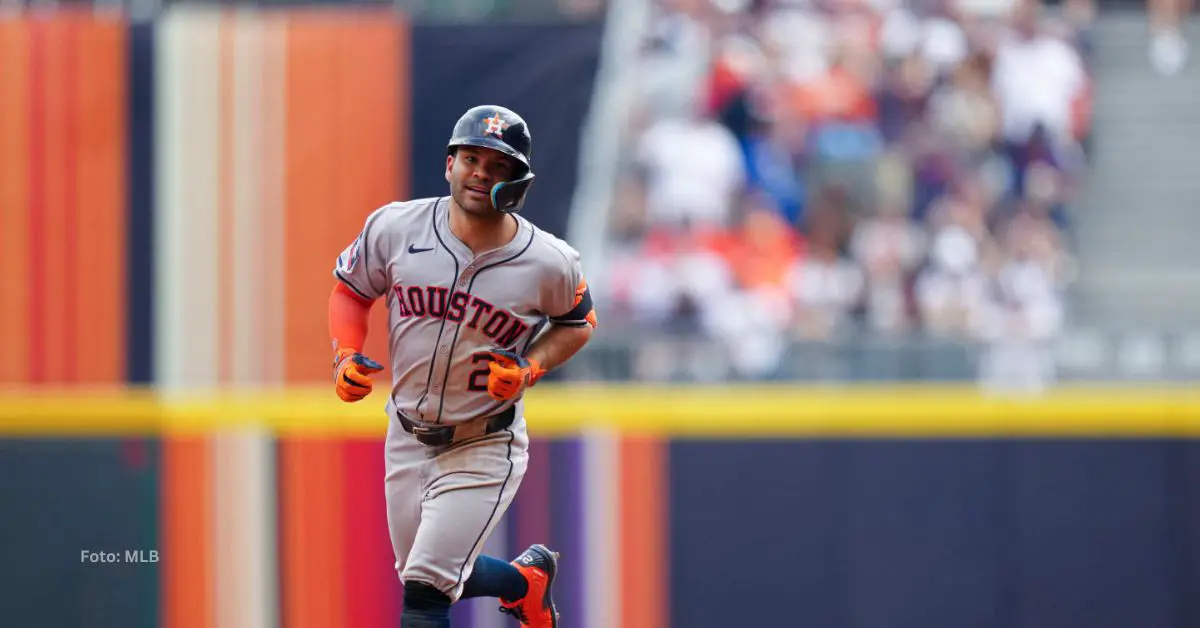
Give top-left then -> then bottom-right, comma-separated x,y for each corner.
600,0 -> 1098,383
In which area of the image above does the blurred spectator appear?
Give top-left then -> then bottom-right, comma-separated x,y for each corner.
915,197 -> 991,338
790,48 -> 878,126
724,199 -> 803,299
760,2 -> 833,86
1061,0 -> 1097,68
792,46 -> 885,214
876,52 -> 934,147
850,199 -> 926,335
787,203 -> 864,341
740,116 -> 807,226
710,201 -> 801,378
879,0 -> 971,77
615,226 -> 736,334
974,211 -> 1066,393
1148,0 -> 1193,75
990,0 -> 1088,179
927,52 -> 999,162
635,109 -> 747,231
605,0 -> 1092,382
639,0 -> 714,120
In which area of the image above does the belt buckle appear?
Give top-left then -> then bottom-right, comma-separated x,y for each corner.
411,424 -> 453,447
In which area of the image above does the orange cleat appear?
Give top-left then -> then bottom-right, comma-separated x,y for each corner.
499,544 -> 560,627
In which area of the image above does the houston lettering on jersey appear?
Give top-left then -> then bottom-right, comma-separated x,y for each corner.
393,284 -> 531,348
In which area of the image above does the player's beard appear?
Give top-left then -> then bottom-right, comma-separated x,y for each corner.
453,180 -> 504,221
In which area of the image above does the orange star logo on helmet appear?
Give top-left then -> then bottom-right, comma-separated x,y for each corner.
483,112 -> 509,137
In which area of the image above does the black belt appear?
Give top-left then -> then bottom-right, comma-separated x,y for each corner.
397,405 -> 516,447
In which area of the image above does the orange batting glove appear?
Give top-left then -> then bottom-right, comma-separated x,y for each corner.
483,348 -> 545,401
333,347 -> 384,403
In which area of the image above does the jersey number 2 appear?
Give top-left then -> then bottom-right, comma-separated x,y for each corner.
468,354 -> 491,392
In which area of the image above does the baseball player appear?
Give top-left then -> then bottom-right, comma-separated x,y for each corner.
326,105 -> 596,628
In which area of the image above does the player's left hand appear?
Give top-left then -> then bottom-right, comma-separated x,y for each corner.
482,348 -> 545,401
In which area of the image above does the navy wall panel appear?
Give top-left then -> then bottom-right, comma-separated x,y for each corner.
1171,442 -> 1200,627
550,439 -> 586,628
1006,442 -> 1176,628
669,441 -> 848,627
669,440 -> 1200,628
408,21 -> 604,240
0,439 -> 160,628
841,442 -> 1003,628
126,22 -> 155,384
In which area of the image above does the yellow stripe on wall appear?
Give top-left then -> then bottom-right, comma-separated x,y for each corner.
1,386 -> 1198,437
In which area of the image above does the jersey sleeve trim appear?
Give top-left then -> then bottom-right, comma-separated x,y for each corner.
334,270 -> 377,302
548,319 -> 592,328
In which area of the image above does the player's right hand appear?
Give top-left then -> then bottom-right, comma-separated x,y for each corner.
333,347 -> 384,403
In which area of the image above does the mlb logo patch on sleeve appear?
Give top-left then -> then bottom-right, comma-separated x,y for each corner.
338,232 -> 365,273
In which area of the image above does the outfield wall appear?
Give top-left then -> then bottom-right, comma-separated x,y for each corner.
2,386 -> 1198,628
0,7 -> 601,389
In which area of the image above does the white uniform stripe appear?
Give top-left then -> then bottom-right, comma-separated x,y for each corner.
257,15 -> 288,626
261,13 -> 288,386
215,10 -> 278,628
155,9 -> 225,628
230,8 -> 266,388
152,10 -> 187,391
157,10 -> 280,628
583,428 -> 620,628
213,428 -> 276,628
260,15 -> 288,623
154,7 -> 221,391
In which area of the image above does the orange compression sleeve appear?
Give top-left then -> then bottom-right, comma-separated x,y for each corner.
329,282 -> 374,354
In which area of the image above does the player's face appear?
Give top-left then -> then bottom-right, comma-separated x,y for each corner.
446,146 -> 517,217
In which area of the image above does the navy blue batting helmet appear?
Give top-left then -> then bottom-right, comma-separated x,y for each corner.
447,105 -> 535,213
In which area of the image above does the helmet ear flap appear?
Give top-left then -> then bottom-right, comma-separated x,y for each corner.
490,173 -> 535,214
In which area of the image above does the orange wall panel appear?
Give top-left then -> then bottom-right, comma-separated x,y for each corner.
0,13 -> 125,386
0,18 -> 31,384
72,16 -> 127,384
284,13 -> 401,384
278,438 -> 346,628
29,17 -> 69,383
620,436 -> 669,628
161,437 -> 215,628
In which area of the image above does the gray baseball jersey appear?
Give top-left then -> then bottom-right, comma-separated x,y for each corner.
333,195 -> 590,426
333,195 -> 591,601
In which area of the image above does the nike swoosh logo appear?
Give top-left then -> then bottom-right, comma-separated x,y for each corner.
408,245 -> 434,254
